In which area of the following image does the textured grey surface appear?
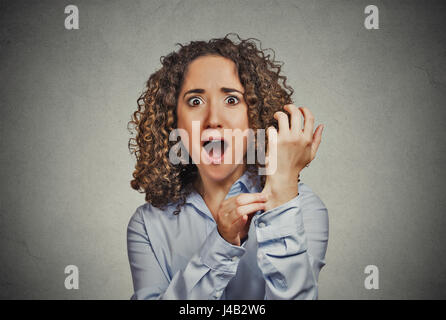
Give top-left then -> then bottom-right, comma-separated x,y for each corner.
0,0 -> 445,299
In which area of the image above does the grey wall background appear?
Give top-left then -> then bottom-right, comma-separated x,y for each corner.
0,0 -> 445,299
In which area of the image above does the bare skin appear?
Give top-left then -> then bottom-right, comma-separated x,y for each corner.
176,55 -> 324,246
261,104 -> 324,211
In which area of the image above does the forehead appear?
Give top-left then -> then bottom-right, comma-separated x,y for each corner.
181,55 -> 243,90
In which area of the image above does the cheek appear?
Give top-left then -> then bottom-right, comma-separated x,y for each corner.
176,107 -> 191,133
233,112 -> 250,131
176,108 -> 190,150
232,112 -> 250,159
240,106 -> 250,127
177,124 -> 193,153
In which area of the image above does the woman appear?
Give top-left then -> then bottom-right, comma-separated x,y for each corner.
127,33 -> 328,300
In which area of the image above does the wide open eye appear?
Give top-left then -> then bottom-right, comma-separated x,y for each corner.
225,96 -> 239,105
187,96 -> 203,107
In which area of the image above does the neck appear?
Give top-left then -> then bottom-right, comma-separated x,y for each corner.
194,164 -> 246,218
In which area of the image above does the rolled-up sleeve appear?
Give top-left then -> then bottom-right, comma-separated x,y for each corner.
127,209 -> 246,300
254,191 -> 329,300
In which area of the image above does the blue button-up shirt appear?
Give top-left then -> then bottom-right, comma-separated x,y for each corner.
127,171 -> 329,300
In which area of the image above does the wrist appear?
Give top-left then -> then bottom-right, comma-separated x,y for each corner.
217,227 -> 241,246
263,178 -> 299,211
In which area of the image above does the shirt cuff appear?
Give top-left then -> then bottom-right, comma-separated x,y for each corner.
254,194 -> 304,243
199,226 -> 246,274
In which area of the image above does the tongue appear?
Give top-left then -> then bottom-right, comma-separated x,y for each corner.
207,141 -> 223,159
210,145 -> 221,158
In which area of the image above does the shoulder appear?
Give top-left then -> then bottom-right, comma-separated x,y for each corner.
297,182 -> 329,232
298,182 -> 328,211
127,201 -> 182,238
127,203 -> 153,241
128,202 -> 167,227
128,202 -> 151,228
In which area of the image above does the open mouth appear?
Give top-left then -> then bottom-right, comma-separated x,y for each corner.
202,137 -> 229,163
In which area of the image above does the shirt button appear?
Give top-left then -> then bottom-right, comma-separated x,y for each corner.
257,252 -> 263,259
258,222 -> 266,228
215,289 -> 223,298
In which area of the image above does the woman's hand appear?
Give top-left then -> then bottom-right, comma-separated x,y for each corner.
215,193 -> 267,246
261,105 -> 324,211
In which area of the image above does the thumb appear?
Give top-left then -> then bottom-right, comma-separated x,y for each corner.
311,124 -> 324,159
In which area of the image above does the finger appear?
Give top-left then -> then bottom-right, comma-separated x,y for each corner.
283,104 -> 301,134
235,193 -> 267,206
234,202 -> 266,220
267,125 -> 277,139
232,208 -> 260,228
222,194 -> 265,225
246,211 -> 256,225
273,111 -> 290,135
298,107 -> 315,141
266,126 -> 278,156
311,124 -> 324,159
265,126 -> 278,175
232,213 -> 249,230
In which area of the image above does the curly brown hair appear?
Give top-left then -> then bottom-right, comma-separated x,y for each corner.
128,33 -> 300,215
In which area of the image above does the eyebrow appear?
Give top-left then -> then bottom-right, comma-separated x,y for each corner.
183,87 -> 244,99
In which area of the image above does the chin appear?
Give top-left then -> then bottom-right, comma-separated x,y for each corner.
199,164 -> 237,182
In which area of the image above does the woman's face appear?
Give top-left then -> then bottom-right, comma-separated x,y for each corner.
176,55 -> 250,183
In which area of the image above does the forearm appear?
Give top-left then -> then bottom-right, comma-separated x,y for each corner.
129,223 -> 246,300
159,227 -> 245,299
254,195 -> 322,300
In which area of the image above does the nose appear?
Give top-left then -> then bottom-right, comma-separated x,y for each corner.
205,101 -> 223,129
